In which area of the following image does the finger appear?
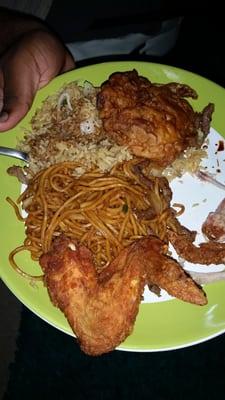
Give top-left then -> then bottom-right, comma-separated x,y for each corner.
0,99 -> 30,131
0,62 -> 38,132
0,93 -> 33,132
0,111 -> 9,123
0,33 -> 75,132
0,69 -> 4,113
61,51 -> 76,73
0,69 -> 10,125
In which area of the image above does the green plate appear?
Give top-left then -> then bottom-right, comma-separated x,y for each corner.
1,61 -> 225,352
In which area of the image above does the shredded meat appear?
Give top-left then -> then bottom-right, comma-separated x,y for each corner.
7,165 -> 29,184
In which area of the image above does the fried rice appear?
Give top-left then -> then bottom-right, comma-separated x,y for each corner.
16,80 -> 207,181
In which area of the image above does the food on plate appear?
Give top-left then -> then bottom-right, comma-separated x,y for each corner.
30,80 -> 103,142
39,235 -> 206,356
15,81 -> 118,180
13,156 -> 221,278
97,70 -> 214,167
12,70 -> 213,182
39,235 -> 146,356
202,198 -> 225,242
6,68 -> 223,356
168,230 -> 225,265
128,236 -> 207,306
8,158 -> 174,271
162,147 -> 208,181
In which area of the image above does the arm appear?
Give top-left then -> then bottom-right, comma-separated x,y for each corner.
0,7 -> 75,131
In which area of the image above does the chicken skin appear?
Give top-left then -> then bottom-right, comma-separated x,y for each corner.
168,230 -> 225,265
40,235 -> 207,356
40,235 -> 147,356
97,70 -> 214,167
138,236 -> 207,306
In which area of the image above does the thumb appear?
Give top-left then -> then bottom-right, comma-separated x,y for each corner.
0,60 -> 39,132
0,70 -> 6,120
0,98 -> 31,132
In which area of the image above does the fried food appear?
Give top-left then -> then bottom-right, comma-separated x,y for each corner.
168,230 -> 225,265
97,70 -> 214,167
202,198 -> 225,242
39,234 -> 207,355
137,236 -> 207,306
7,69 -> 216,356
40,235 -> 147,356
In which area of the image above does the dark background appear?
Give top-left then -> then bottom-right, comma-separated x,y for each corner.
4,10 -> 225,400
162,13 -> 225,88
75,13 -> 225,88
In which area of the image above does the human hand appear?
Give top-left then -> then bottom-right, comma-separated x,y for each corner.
0,29 -> 75,132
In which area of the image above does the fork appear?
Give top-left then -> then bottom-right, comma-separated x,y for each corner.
0,146 -> 29,162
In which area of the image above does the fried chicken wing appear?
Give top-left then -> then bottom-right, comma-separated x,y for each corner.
168,230 -> 225,265
40,235 -> 147,356
130,237 -> 207,306
39,234 -> 206,355
97,70 -> 214,167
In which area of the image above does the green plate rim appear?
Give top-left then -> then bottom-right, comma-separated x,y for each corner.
1,60 -> 225,352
